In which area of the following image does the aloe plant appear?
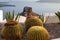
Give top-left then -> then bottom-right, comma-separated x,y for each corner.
5,11 -> 19,22
55,11 -> 60,23
39,14 -> 44,23
39,13 -> 50,23
15,12 -> 19,21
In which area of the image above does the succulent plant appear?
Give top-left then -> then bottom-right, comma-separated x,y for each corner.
39,14 -> 44,23
26,26 -> 49,40
55,11 -> 60,23
25,16 -> 43,31
5,10 -> 19,21
1,11 -> 23,40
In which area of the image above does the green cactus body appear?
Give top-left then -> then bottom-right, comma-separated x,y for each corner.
25,16 -> 43,31
1,11 -> 23,40
27,26 -> 49,40
1,22 -> 22,40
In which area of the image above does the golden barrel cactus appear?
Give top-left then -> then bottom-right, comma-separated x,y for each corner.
1,11 -> 23,40
27,26 -> 49,40
25,16 -> 43,31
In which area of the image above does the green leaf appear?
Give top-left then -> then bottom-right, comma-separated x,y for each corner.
15,12 -> 19,21
5,12 -> 9,21
55,11 -> 60,21
8,11 -> 11,21
11,10 -> 14,20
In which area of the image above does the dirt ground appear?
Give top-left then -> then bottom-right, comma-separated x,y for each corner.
44,23 -> 60,39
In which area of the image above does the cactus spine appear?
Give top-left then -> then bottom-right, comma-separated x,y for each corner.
25,16 -> 43,31
1,11 -> 23,40
27,26 -> 49,40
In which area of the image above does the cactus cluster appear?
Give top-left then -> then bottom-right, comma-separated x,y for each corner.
1,11 -> 23,40
1,10 -> 49,40
25,16 -> 43,31
25,16 -> 49,40
26,26 -> 49,40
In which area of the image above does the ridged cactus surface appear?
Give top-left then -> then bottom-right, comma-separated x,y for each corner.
1,11 -> 23,40
27,26 -> 49,40
1,22 -> 22,40
25,16 -> 43,31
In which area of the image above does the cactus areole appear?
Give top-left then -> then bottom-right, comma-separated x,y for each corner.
27,26 -> 49,40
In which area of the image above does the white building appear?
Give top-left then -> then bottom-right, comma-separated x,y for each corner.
0,10 -> 3,22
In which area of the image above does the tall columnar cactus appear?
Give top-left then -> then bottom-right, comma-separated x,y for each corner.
25,16 -> 43,31
27,26 -> 49,40
1,11 -> 23,40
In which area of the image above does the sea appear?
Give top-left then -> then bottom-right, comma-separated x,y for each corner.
0,1 -> 60,19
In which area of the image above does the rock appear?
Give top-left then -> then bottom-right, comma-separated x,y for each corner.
20,6 -> 39,17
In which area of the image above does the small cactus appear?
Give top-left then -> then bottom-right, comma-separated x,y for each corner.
25,16 -> 43,31
27,26 -> 49,40
1,11 -> 23,40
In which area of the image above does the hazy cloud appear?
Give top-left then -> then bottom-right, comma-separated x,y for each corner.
0,0 -> 60,3
9,0 -> 39,1
0,0 -> 39,2
38,0 -> 60,3
0,0 -> 9,2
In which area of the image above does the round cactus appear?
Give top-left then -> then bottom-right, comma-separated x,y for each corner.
1,11 -> 23,40
27,26 -> 49,40
25,16 -> 43,31
1,21 -> 23,40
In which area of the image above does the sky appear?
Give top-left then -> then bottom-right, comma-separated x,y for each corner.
1,0 -> 60,17
0,0 -> 60,3
0,0 -> 38,2
40,0 -> 60,3
0,0 -> 9,2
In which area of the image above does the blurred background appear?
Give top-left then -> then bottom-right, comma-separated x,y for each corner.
0,0 -> 60,19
